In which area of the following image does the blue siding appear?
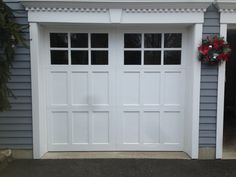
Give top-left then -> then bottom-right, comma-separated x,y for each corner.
199,4 -> 220,147
0,1 -> 32,149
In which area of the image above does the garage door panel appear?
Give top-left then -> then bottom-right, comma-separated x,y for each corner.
92,111 -> 110,144
72,111 -> 89,144
51,111 -> 69,144
50,71 -> 68,105
163,71 -> 182,106
161,111 -> 183,144
91,72 -> 110,105
142,72 -> 161,106
123,111 -> 140,144
141,111 -> 160,144
71,72 -> 89,106
122,72 -> 140,105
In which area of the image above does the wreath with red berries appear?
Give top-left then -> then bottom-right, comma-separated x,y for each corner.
198,35 -> 231,64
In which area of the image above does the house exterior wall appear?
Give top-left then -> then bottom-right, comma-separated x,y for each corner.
0,1 -> 32,149
199,4 -> 220,150
0,1 -> 222,158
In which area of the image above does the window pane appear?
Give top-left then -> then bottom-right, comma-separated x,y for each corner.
124,34 -> 141,48
124,51 -> 141,65
71,51 -> 88,65
144,51 -> 161,65
71,33 -> 88,48
91,51 -> 108,65
164,33 -> 182,48
91,34 -> 108,48
164,51 -> 181,65
50,33 -> 68,48
51,50 -> 68,65
144,33 -> 161,48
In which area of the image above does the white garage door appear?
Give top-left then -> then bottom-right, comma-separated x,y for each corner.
46,29 -> 185,151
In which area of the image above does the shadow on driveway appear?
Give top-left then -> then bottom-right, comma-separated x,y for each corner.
0,159 -> 236,177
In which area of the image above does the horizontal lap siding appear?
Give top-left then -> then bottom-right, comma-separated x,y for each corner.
0,1 -> 32,149
199,4 -> 219,148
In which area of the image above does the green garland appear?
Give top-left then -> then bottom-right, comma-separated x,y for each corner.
0,0 -> 27,111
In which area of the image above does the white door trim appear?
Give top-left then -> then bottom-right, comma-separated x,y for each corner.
188,24 -> 202,159
30,23 -> 48,159
216,24 -> 227,159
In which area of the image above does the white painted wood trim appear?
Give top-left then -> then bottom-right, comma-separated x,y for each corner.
30,23 -> 41,159
21,1 -> 211,24
30,23 -> 47,159
216,24 -> 227,159
26,11 -> 205,24
191,23 -> 202,159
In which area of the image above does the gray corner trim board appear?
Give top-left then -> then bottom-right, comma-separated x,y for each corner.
199,4 -> 220,148
0,1 -> 32,149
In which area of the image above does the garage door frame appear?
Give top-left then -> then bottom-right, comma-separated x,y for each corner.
25,1 -> 209,159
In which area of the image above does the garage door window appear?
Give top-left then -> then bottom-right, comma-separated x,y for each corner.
124,33 -> 182,65
50,33 -> 108,65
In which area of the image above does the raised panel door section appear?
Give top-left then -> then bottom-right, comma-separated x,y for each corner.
164,71 -> 181,106
122,72 -> 140,105
142,72 -> 161,106
92,72 -> 109,105
92,111 -> 110,144
72,112 -> 89,144
123,111 -> 140,144
50,72 -> 68,105
161,112 -> 183,144
142,111 -> 160,144
71,72 -> 89,106
51,112 -> 69,144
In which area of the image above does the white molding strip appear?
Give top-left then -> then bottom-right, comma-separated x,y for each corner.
216,24 -> 227,159
25,7 -> 206,13
25,7 -> 108,13
219,9 -> 236,13
30,23 -> 45,159
191,23 -> 202,159
124,8 -> 206,13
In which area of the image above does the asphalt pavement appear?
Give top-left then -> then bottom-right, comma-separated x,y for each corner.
0,159 -> 236,177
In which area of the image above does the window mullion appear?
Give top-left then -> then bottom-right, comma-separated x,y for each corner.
68,33 -> 71,65
88,33 -> 91,65
161,33 -> 164,65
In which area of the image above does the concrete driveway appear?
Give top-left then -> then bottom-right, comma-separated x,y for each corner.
0,159 -> 236,177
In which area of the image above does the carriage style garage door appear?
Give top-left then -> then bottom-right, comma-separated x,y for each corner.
46,29 -> 185,151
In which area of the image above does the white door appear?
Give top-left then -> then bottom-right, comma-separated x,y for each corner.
116,32 -> 185,150
46,29 -> 185,151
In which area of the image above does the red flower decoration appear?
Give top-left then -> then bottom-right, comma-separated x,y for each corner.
198,45 -> 209,55
217,53 -> 230,61
213,37 -> 224,50
198,35 -> 231,64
